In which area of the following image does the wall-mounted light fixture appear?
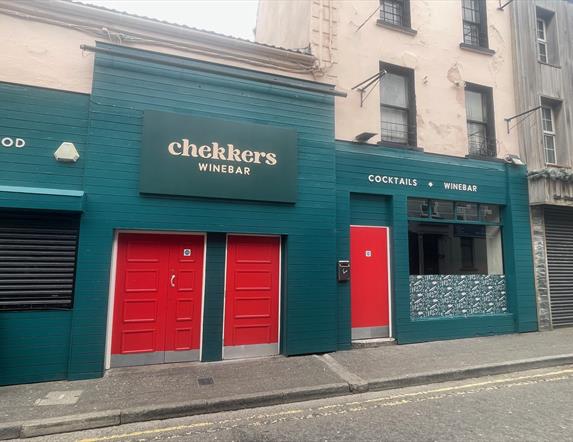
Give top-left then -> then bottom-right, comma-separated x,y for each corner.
504,154 -> 524,166
353,132 -> 377,143
54,142 -> 80,163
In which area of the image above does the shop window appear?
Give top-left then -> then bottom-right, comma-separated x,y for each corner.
431,200 -> 455,220
379,0 -> 411,28
465,84 -> 496,158
461,0 -> 488,49
479,204 -> 500,223
455,202 -> 478,221
409,223 -> 503,275
408,199 -> 503,276
536,7 -> 559,66
0,210 -> 80,310
380,63 -> 416,147
408,198 -> 429,218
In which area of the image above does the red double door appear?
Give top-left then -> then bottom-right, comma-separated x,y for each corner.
223,235 -> 281,359
350,226 -> 391,340
111,233 -> 205,367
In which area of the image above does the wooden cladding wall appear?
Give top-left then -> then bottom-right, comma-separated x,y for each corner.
0,83 -> 88,386
511,0 -> 573,172
67,43 -> 338,380
0,82 -> 88,190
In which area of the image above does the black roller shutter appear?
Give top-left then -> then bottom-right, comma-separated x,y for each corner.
0,210 -> 80,310
545,206 -> 573,327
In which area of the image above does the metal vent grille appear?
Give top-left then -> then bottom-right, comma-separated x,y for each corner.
0,210 -> 80,310
545,206 -> 573,327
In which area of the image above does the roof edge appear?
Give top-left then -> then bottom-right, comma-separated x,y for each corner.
0,0 -> 318,72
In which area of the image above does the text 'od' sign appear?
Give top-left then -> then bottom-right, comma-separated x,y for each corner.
140,110 -> 297,203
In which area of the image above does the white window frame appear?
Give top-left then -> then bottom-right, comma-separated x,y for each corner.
542,106 -> 557,165
537,18 -> 548,63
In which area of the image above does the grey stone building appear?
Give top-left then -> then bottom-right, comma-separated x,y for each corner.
511,0 -> 573,329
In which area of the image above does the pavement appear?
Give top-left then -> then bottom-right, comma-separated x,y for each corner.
2,328 -> 573,439
35,364 -> 573,441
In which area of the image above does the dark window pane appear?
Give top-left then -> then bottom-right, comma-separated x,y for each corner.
381,0 -> 404,26
465,90 -> 485,122
538,42 -> 548,63
431,200 -> 454,220
408,221 -> 504,275
381,106 -> 409,143
455,202 -> 478,221
542,107 -> 553,131
467,122 -> 488,155
460,237 -> 475,269
462,0 -> 485,47
409,230 -> 420,274
465,87 -> 494,157
463,23 -> 480,46
544,135 -> 556,163
479,204 -> 500,223
462,0 -> 480,22
408,198 -> 429,218
537,19 -> 545,39
381,73 -> 408,107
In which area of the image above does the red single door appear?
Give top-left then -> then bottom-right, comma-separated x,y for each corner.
111,233 -> 204,367
224,235 -> 280,359
165,236 -> 205,362
350,226 -> 390,340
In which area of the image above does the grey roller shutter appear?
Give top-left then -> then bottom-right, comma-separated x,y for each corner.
0,210 -> 80,310
545,206 -> 573,327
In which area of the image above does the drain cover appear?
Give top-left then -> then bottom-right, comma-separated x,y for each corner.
197,377 -> 214,386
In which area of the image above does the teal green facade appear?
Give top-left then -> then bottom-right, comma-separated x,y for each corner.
0,82 -> 88,385
336,142 -> 538,346
68,43 -> 338,380
0,43 -> 538,386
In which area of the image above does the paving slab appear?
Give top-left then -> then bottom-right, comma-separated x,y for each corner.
330,328 -> 573,382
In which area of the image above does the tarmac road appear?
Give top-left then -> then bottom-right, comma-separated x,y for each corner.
26,365 -> 573,442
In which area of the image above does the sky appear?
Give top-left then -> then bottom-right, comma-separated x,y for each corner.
80,0 -> 259,40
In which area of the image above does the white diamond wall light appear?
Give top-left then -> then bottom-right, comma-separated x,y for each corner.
54,142 -> 80,163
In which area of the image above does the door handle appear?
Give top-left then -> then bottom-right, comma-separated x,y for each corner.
170,273 -> 176,288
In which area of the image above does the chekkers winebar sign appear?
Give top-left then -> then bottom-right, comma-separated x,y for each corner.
140,110 -> 297,202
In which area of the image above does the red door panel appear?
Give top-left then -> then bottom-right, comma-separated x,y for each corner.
165,236 -> 205,353
112,234 -> 169,355
350,226 -> 390,333
112,233 -> 204,365
224,236 -> 280,347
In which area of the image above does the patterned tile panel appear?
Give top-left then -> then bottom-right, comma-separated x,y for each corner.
410,274 -> 508,320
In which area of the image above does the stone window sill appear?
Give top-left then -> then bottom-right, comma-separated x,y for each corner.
459,43 -> 495,56
377,141 -> 424,152
538,61 -> 562,69
376,20 -> 417,36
